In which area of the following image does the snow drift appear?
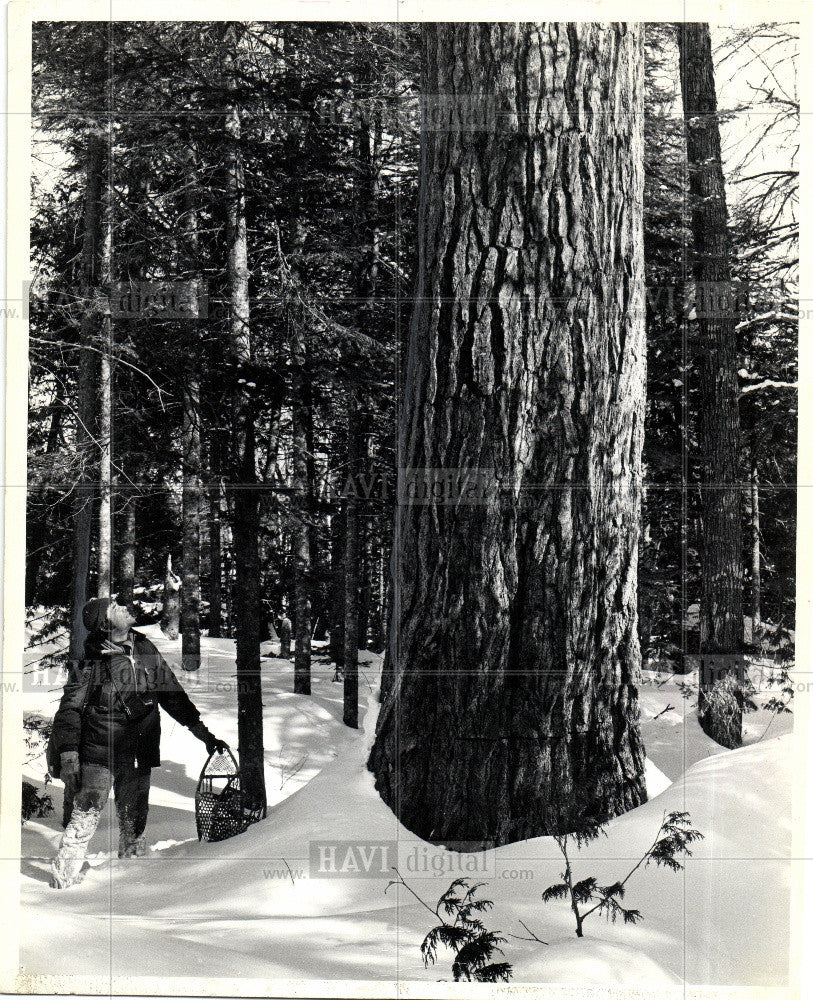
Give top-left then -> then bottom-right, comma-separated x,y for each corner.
19,627 -> 793,987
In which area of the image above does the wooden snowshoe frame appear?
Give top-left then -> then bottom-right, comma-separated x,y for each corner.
195,747 -> 262,842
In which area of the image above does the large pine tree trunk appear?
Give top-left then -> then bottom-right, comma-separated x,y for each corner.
368,23 -> 647,844
226,99 -> 266,815
181,160 -> 202,671
69,131 -> 104,663
678,23 -> 744,748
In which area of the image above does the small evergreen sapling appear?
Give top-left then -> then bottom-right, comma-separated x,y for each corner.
762,663 -> 794,716
386,869 -> 512,982
22,714 -> 55,822
23,714 -> 52,764
21,779 -> 54,823
542,811 -> 704,937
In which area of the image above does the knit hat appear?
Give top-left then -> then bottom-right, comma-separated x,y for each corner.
82,597 -> 114,633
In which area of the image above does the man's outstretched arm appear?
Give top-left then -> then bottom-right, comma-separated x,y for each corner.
138,636 -> 229,753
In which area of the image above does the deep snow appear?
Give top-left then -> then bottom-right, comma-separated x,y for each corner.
18,625 -> 794,987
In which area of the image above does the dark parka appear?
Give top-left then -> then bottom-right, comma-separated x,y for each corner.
51,630 -> 202,772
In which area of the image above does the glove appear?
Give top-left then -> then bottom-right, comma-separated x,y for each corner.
60,750 -> 79,781
190,721 -> 229,756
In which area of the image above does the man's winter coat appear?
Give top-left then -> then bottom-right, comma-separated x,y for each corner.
50,631 -> 202,772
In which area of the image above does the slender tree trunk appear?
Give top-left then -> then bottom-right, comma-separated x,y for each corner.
181,372 -> 202,668
279,614 -> 292,658
46,391 -> 66,453
369,23 -> 647,844
330,507 -> 345,668
112,347 -> 136,608
226,97 -> 266,815
69,131 -> 104,663
306,376 -> 322,635
378,565 -> 394,703
357,421 -> 374,654
329,440 -> 345,669
343,391 -> 361,727
376,514 -> 393,656
777,555 -> 785,629
160,553 -> 181,639
358,510 -> 372,652
207,427 -> 225,638
181,159 -> 202,671
112,169 -> 151,611
750,452 -> 761,643
97,346 -> 112,598
96,144 -> 113,598
375,528 -> 386,651
678,23 -> 744,748
117,495 -> 136,605
224,517 -> 235,633
285,154 -> 313,693
262,402 -> 282,480
638,513 -> 652,663
26,391 -> 66,603
291,322 -> 312,695
259,409 -> 282,637
344,71 -> 378,723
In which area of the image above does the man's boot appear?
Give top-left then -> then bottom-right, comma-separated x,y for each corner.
50,805 -> 101,888
118,829 -> 147,858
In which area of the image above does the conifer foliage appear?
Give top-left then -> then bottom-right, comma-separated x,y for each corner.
387,870 -> 513,983
542,811 -> 704,937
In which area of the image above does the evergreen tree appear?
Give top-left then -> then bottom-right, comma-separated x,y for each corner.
678,22 -> 745,748
369,23 -> 648,843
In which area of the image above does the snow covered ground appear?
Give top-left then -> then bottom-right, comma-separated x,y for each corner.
18,625 -> 794,987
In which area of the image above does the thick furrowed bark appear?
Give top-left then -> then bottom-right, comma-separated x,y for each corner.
369,23 -> 647,844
